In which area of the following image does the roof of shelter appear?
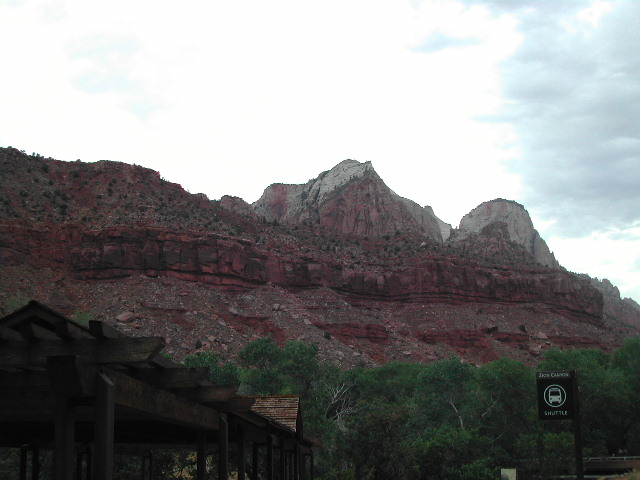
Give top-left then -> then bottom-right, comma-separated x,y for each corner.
251,396 -> 301,432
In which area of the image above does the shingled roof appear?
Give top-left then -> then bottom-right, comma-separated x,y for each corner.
251,395 -> 302,433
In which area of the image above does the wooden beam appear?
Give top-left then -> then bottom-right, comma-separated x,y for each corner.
0,338 -> 165,368
173,384 -> 239,403
108,370 -> 219,431
232,411 -> 270,429
0,371 -> 51,392
93,373 -> 114,480
0,325 -> 24,341
149,354 -> 178,368
237,425 -> 246,480
20,445 -> 27,480
267,434 -> 274,480
196,431 -> 206,480
0,390 -> 57,420
279,443 -> 285,480
1,301 -> 92,340
252,443 -> 259,480
32,445 -> 40,480
20,322 -> 60,340
126,367 -> 209,389
218,414 -> 229,480
88,321 -> 124,339
53,395 -> 75,480
47,356 -> 96,397
218,396 -> 255,412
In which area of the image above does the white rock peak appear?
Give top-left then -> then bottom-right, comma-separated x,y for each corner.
310,159 -> 374,204
457,199 -> 558,268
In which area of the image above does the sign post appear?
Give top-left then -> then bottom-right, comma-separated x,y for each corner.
536,370 -> 583,480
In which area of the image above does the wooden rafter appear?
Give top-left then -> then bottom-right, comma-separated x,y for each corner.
125,366 -> 210,389
0,337 -> 165,368
108,370 -> 220,430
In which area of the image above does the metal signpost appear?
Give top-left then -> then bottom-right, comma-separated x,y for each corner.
536,370 -> 583,480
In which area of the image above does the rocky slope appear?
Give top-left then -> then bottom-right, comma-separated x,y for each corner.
1,147 -> 638,367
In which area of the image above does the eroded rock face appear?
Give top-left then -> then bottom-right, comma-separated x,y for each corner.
0,224 -> 602,321
453,199 -> 559,268
0,148 -> 635,367
253,160 -> 446,241
587,277 -> 640,327
219,195 -> 257,219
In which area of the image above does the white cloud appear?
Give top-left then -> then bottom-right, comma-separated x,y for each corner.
545,226 -> 640,301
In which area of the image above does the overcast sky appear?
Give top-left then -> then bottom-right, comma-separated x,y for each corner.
1,0 -> 638,301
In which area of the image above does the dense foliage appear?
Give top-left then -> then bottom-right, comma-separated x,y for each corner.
3,337 -> 640,479
230,336 -> 640,480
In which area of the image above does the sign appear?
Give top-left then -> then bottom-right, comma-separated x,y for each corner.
536,370 -> 575,420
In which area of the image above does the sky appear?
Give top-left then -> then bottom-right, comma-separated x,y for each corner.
1,0 -> 639,302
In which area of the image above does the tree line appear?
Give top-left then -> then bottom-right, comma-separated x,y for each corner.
3,336 -> 640,479
188,335 -> 640,480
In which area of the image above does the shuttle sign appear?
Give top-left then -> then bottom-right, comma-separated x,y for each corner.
536,371 -> 575,420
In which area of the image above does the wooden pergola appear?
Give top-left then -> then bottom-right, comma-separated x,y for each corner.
0,301 -> 314,480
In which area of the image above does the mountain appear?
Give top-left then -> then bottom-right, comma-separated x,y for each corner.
253,159 -> 447,242
448,199 -> 559,268
1,147 -> 638,367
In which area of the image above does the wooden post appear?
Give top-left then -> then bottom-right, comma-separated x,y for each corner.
20,445 -> 28,480
32,445 -> 40,480
141,454 -> 151,480
140,455 -> 146,480
54,395 -> 75,480
75,452 -> 83,480
301,455 -> 307,480
197,431 -> 207,480
252,443 -> 260,480
218,414 -> 229,480
573,371 -> 584,480
93,373 -> 114,480
293,446 -> 299,480
279,443 -> 285,480
267,435 -> 274,480
237,426 -> 246,480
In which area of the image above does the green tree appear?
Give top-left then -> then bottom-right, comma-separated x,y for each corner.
476,358 -> 536,455
341,397 -> 415,480
238,336 -> 285,395
613,337 -> 640,453
413,425 -> 496,480
415,356 -> 481,431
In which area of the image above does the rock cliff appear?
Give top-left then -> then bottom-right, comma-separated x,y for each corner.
0,147 -> 637,367
253,160 -> 446,242
0,224 -> 601,320
452,199 -> 559,268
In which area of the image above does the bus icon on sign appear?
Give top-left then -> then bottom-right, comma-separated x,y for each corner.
544,384 -> 567,407
548,388 -> 563,405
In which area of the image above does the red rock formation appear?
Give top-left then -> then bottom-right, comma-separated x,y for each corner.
253,160 -> 444,241
313,322 -> 390,344
0,224 -> 603,323
2,148 -> 635,367
452,199 -> 559,268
